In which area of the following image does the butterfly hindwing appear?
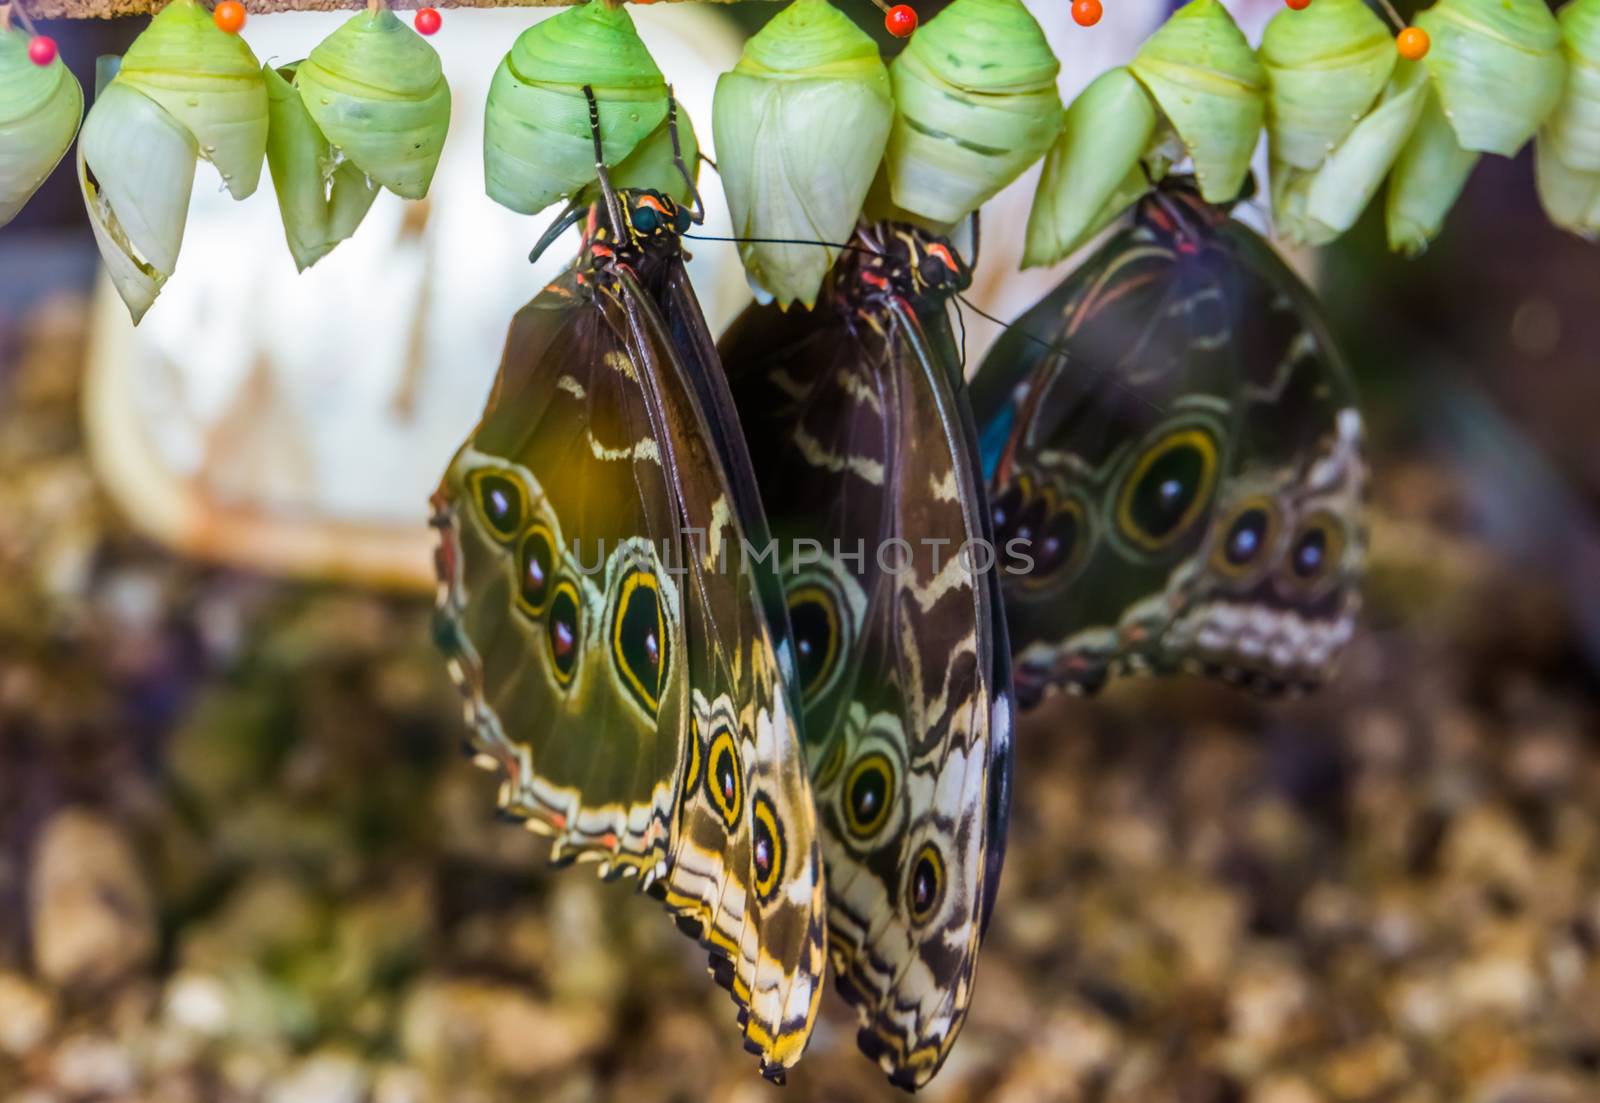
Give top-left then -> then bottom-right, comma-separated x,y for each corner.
722,223 -> 1014,1090
971,182 -> 1367,705
432,195 -> 825,1080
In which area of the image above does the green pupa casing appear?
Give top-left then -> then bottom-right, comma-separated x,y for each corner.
1414,0 -> 1564,156
1259,0 -> 1394,172
264,62 -> 382,271
484,0 -> 669,216
713,0 -> 892,308
1384,82 -> 1479,254
294,8 -> 451,201
1130,0 -> 1265,204
877,0 -> 1062,228
1536,0 -> 1600,236
1271,58 -> 1429,246
0,25 -> 83,228
581,104 -> 700,206
79,0 -> 269,323
1023,66 -> 1158,267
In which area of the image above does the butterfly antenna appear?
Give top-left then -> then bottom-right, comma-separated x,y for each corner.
682,232 -> 873,253
583,84 -> 628,242
666,89 -> 706,226
955,294 -> 1166,416
528,200 -> 587,265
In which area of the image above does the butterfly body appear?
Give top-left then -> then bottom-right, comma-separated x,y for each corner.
432,185 -> 826,1081
971,182 -> 1367,706
721,222 -> 1014,1090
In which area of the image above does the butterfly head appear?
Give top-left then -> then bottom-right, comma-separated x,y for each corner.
581,190 -> 691,267
843,222 -> 972,309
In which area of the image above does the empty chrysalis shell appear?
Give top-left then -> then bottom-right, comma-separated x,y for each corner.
78,0 -> 269,323
713,0 -> 892,308
1023,67 -> 1158,267
1536,0 -> 1600,237
0,26 -> 83,228
1414,0 -> 1563,157
1384,84 -> 1479,254
1130,0 -> 1265,205
1384,0 -> 1563,252
1273,60 -> 1428,246
876,0 -> 1061,228
263,8 -> 449,270
583,104 -> 699,206
1260,0 -> 1394,172
264,64 -> 382,272
295,9 -> 450,200
484,0 -> 668,216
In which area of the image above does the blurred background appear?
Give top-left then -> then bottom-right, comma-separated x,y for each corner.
6,0 -> 1600,1100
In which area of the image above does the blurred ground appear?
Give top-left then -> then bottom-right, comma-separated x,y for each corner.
6,279 -> 1600,1103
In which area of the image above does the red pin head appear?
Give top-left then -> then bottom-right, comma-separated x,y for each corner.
414,7 -> 441,34
1071,0 -> 1102,25
212,0 -> 246,33
27,34 -> 58,65
1285,0 -> 1312,10
1396,25 -> 1430,59
885,3 -> 917,37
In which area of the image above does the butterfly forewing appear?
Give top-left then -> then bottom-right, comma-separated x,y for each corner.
971,182 -> 1367,704
721,223 -> 1014,1090
432,199 -> 825,1080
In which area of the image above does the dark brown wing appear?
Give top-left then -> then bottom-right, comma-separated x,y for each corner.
971,192 -> 1366,703
722,282 -> 1013,1090
431,259 -> 825,1080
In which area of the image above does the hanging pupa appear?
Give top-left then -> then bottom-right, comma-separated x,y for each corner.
1129,0 -> 1265,205
1272,61 -> 1428,246
1023,67 -> 1159,267
876,0 -> 1061,229
0,23 -> 82,228
713,0 -> 892,308
264,6 -> 449,269
78,0 -> 269,323
1025,0 -> 1263,266
1536,0 -> 1600,237
483,0 -> 669,216
1259,0 -> 1423,244
1386,0 -> 1563,252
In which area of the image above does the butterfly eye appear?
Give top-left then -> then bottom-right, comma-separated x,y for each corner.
907,843 -> 945,925
787,584 -> 841,703
1288,512 -> 1345,589
469,470 -> 524,543
546,580 -> 582,687
1115,427 -> 1220,552
515,525 -> 558,616
612,568 -> 668,717
1210,497 -> 1279,579
705,726 -> 742,829
751,793 -> 785,904
630,204 -> 660,234
842,752 -> 895,840
674,205 -> 692,234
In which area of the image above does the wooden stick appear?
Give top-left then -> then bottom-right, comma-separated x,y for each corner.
29,0 -> 747,16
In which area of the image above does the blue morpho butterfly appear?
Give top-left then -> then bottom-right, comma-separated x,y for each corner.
429,89 -> 827,1082
969,177 -> 1368,707
717,220 -> 1014,1091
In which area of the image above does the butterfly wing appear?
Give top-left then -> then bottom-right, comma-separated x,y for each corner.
971,192 -> 1366,704
432,259 -> 826,1080
722,270 -> 1013,1090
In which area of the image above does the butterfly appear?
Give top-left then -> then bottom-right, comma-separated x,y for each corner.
719,221 -> 1014,1090
970,178 -> 1367,707
429,91 -> 826,1082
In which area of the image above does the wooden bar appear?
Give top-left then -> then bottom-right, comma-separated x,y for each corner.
24,0 -> 737,19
